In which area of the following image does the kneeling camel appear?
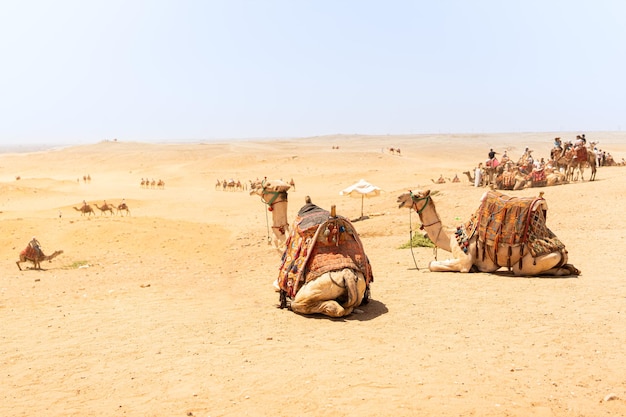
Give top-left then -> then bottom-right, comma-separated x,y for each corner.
397,189 -> 580,276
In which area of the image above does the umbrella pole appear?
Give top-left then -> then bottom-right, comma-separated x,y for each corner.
361,195 -> 364,218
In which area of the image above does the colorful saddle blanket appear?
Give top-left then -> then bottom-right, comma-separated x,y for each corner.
277,204 -> 373,298
463,191 -> 565,261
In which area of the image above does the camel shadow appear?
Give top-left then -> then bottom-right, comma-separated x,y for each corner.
281,299 -> 388,322
347,299 -> 388,321
490,270 -> 581,280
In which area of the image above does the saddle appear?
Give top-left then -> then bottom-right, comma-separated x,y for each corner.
463,191 -> 565,266
501,172 -> 517,189
277,204 -> 373,298
574,147 -> 588,162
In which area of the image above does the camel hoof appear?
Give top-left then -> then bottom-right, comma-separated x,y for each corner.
566,265 -> 581,275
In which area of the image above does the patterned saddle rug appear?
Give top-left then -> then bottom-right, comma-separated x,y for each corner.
277,203 -> 373,298
462,191 -> 565,265
21,246 -> 40,258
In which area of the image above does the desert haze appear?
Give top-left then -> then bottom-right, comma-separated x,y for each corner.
1,132 -> 625,417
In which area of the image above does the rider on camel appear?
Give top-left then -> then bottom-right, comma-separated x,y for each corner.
29,236 -> 42,257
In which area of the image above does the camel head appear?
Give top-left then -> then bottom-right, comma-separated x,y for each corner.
249,178 -> 291,195
249,179 -> 291,207
397,189 -> 430,209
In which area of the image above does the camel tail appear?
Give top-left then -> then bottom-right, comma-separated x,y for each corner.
342,269 -> 361,310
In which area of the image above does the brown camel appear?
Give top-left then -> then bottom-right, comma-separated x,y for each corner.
397,189 -> 579,276
94,202 -> 115,215
17,247 -> 64,270
117,202 -> 131,216
73,205 -> 94,216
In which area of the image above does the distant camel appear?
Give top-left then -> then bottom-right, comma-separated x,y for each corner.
157,179 -> 165,189
17,247 -> 64,270
117,202 -> 131,216
94,202 -> 115,215
73,205 -> 94,216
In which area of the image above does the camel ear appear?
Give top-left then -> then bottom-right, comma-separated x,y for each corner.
423,189 -> 431,197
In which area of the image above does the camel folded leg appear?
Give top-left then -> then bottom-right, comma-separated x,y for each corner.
290,269 -> 365,317
512,251 -> 580,277
428,237 -> 476,273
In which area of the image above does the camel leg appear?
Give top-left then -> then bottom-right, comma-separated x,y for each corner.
511,251 -> 580,276
16,260 -> 22,271
429,237 -> 475,273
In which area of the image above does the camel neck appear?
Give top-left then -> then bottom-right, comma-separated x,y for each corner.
415,200 -> 452,252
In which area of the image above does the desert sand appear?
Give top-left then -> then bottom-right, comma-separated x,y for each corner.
1,132 -> 625,417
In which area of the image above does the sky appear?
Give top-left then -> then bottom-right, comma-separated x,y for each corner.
1,0 -> 625,145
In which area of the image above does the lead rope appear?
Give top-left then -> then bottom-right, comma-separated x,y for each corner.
259,195 -> 273,244
408,203 -> 420,271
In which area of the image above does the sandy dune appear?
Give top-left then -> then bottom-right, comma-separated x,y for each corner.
1,132 -> 625,416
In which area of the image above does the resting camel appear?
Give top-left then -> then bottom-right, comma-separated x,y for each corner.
249,178 -> 291,250
73,205 -> 94,216
397,189 -> 580,276
94,202 -> 115,215
17,247 -> 64,270
250,180 -> 373,317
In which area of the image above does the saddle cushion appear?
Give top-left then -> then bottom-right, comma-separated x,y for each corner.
464,191 -> 565,260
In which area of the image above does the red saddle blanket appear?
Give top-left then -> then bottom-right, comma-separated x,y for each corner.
277,204 -> 373,298
21,246 -> 39,258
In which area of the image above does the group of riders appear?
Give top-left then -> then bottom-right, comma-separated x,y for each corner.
472,133 -> 618,188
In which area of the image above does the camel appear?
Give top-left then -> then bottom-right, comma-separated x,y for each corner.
564,144 -> 597,182
397,189 -> 580,276
249,178 -> 292,250
463,169 -> 488,187
94,202 -> 115,215
117,202 -> 131,216
495,169 -> 528,190
17,247 -> 64,270
73,204 -> 94,216
250,181 -> 373,317
544,171 -> 568,187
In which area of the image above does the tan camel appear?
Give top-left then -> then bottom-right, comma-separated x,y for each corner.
117,202 -> 131,216
94,202 -> 115,215
278,200 -> 373,317
73,204 -> 94,216
397,189 -> 580,276
249,178 -> 292,250
17,247 -> 64,270
544,171 -> 568,187
250,181 -> 373,317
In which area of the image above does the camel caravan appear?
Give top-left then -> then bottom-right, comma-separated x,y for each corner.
466,135 -> 600,191
250,179 -> 373,318
73,200 -> 130,217
140,178 -> 165,189
215,178 -> 246,191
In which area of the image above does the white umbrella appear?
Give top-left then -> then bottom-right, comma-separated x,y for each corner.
339,179 -> 382,219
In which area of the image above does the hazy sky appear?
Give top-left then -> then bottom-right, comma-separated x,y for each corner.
1,0 -> 625,145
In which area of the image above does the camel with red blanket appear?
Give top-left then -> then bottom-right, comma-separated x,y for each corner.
17,246 -> 64,270
251,179 -> 373,317
397,189 -> 580,276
